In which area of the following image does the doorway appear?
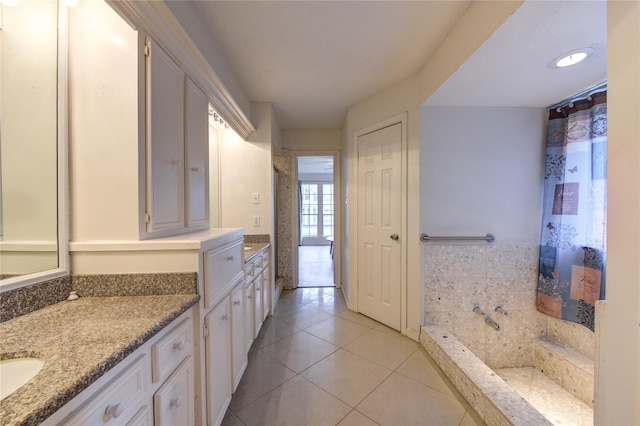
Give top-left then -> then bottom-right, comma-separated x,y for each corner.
295,155 -> 337,288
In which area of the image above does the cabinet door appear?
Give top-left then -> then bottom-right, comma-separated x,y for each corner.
244,280 -> 255,352
253,277 -> 262,338
261,267 -> 270,322
185,78 -> 209,228
153,356 -> 194,426
145,37 -> 185,233
204,298 -> 232,426
230,281 -> 247,391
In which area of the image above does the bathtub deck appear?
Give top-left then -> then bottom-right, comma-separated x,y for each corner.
496,367 -> 593,426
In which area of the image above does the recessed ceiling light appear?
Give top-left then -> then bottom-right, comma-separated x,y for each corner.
552,48 -> 594,68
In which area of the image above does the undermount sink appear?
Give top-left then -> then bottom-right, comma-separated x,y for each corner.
0,357 -> 45,400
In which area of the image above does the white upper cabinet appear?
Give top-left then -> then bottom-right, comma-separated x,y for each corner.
144,38 -> 209,237
185,79 -> 209,228
145,38 -> 186,234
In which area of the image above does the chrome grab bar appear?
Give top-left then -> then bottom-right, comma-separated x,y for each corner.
420,233 -> 495,243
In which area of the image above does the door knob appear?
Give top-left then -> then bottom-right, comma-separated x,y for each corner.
390,233 -> 399,241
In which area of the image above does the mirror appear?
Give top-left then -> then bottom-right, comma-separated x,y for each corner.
0,0 -> 64,287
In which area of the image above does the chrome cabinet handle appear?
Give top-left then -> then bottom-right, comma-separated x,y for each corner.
390,233 -> 399,241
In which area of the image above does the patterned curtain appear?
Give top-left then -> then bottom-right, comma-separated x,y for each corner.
536,90 -> 607,331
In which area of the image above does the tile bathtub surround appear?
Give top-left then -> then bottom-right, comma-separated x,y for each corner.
423,243 -> 547,369
0,293 -> 199,425
420,325 -> 553,426
0,276 -> 72,323
72,272 -> 198,297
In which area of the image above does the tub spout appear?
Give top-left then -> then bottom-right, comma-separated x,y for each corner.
484,316 -> 500,331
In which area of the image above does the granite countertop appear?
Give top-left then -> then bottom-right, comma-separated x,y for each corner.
244,242 -> 270,263
0,294 -> 199,425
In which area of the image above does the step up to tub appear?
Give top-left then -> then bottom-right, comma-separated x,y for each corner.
533,337 -> 594,408
421,325 -> 552,426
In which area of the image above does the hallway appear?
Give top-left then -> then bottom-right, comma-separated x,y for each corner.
222,288 -> 482,426
298,246 -> 334,287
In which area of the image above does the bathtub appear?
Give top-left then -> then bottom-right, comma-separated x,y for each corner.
420,325 -> 553,426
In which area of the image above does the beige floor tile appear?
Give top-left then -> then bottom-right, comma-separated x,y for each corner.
301,349 -> 392,407
356,373 -> 468,426
261,330 -> 338,373
221,411 -> 245,426
236,375 -> 351,426
253,317 -> 299,348
459,408 -> 485,426
337,310 -> 380,328
396,348 -> 459,398
344,329 -> 418,370
304,316 -> 371,347
272,305 -> 334,329
228,350 -> 297,412
337,410 -> 381,426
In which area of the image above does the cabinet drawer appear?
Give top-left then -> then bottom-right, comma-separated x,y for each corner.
151,318 -> 192,383
153,356 -> 194,426
204,242 -> 243,307
63,355 -> 148,425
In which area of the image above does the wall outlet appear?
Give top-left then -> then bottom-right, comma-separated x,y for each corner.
252,193 -> 260,204
253,215 -> 260,227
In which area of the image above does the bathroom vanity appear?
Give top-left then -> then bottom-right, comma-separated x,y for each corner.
0,294 -> 198,425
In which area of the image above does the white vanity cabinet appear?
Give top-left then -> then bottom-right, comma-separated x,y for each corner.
245,250 -> 271,338
144,37 -> 209,237
44,310 -> 195,426
230,280 -> 248,391
204,297 -> 232,426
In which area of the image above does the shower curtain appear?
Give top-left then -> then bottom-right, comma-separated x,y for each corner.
536,90 -> 607,331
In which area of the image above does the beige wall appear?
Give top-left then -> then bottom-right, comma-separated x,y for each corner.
343,1 -> 521,340
282,129 -> 342,151
595,1 -> 640,423
219,103 -> 276,235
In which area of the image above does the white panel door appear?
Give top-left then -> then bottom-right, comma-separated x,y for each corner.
185,78 -> 209,228
145,38 -> 185,233
357,123 -> 403,330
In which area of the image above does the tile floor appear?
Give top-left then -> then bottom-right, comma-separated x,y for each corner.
298,246 -> 334,287
222,287 -> 483,426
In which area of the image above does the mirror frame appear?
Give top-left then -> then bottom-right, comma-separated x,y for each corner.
0,2 -> 69,292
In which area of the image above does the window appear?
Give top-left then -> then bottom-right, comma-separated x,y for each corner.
300,182 -> 334,239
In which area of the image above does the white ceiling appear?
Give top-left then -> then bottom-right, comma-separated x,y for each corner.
192,0 -> 471,129
191,0 -> 607,130
424,0 -> 607,108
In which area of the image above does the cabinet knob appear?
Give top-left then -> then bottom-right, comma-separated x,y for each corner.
247,295 -> 252,299
226,255 -> 234,261
255,287 -> 260,291
221,315 -> 229,320
104,403 -> 123,421
169,160 -> 180,166
173,341 -> 185,352
170,396 -> 183,409
190,167 -> 200,172
233,300 -> 241,306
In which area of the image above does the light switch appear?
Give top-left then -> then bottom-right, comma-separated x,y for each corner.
253,215 -> 260,227
252,193 -> 260,204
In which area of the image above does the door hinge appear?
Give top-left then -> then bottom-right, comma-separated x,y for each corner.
144,213 -> 151,224
144,42 -> 150,57
203,323 -> 209,339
